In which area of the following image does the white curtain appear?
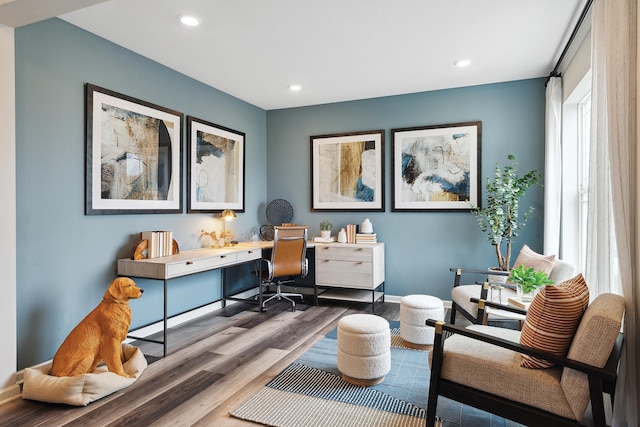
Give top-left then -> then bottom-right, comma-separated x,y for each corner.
543,76 -> 562,256
590,0 -> 638,425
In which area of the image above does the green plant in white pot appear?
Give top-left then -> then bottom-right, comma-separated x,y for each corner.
473,154 -> 541,272
508,264 -> 554,301
319,220 -> 333,238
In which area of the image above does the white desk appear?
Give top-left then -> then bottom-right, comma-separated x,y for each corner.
118,245 -> 264,356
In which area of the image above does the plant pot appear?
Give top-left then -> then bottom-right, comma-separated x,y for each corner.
487,267 -> 508,285
320,230 -> 331,239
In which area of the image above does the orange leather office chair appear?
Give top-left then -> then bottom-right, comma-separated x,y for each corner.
259,225 -> 308,311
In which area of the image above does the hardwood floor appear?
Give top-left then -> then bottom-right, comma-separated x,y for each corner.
0,299 -> 400,426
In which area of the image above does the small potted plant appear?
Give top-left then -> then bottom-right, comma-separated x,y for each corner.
319,220 -> 333,238
508,264 -> 554,301
473,154 -> 542,273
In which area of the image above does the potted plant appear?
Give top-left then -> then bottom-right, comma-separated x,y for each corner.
319,220 -> 333,238
508,264 -> 554,301
473,154 -> 541,272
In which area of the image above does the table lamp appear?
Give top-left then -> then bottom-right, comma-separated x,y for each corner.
220,209 -> 236,245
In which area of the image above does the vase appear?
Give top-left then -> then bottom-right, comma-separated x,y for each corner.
337,228 -> 347,243
360,218 -> 373,234
516,285 -> 535,302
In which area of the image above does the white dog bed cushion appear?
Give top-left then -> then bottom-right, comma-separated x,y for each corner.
21,343 -> 147,406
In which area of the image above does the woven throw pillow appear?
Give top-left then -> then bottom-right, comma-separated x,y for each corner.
512,244 -> 556,275
519,274 -> 589,369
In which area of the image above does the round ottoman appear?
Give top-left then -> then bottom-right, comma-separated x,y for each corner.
337,314 -> 390,386
400,295 -> 444,349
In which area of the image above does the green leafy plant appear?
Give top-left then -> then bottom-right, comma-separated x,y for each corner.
473,154 -> 541,271
319,220 -> 333,231
508,265 -> 554,294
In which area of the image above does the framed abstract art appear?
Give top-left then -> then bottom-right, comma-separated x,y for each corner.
391,121 -> 481,212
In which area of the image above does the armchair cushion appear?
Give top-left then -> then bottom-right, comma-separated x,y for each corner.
561,293 -> 625,419
511,244 -> 556,276
519,274 -> 589,368
435,325 -> 576,420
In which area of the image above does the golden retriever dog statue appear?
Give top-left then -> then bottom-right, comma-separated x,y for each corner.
50,277 -> 144,378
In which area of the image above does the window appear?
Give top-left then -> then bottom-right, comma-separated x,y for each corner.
576,92 -> 590,273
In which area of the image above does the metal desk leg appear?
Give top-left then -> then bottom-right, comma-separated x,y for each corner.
163,278 -> 168,357
221,267 -> 227,308
258,261 -> 265,312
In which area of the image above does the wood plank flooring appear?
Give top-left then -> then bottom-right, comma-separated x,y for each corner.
0,299 -> 400,426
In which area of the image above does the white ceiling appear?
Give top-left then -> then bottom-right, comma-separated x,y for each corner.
2,0 -> 588,110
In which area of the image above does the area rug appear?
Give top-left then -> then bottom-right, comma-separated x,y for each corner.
230,321 -> 428,426
230,321 -> 517,427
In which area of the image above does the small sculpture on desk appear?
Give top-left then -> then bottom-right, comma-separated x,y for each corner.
200,229 -> 219,247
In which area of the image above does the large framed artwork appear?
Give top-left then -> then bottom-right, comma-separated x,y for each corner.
187,116 -> 245,213
311,130 -> 384,212
391,121 -> 481,212
85,84 -> 183,215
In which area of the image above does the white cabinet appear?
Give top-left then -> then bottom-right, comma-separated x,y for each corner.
314,242 -> 385,310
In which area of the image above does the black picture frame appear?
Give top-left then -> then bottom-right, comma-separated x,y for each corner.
391,121 -> 481,212
310,130 -> 385,212
187,116 -> 245,213
85,84 -> 183,215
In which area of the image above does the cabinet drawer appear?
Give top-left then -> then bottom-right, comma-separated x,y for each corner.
236,248 -> 262,262
316,245 -> 372,262
166,253 -> 237,277
316,260 -> 374,289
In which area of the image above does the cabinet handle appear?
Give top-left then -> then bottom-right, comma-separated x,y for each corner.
248,250 -> 254,254
186,261 -> 193,265
221,255 -> 227,259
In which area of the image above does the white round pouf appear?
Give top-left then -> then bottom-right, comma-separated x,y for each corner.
337,314 -> 390,386
400,295 -> 444,349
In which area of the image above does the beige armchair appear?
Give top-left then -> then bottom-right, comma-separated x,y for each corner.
426,292 -> 625,427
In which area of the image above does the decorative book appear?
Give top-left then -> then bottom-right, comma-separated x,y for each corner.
508,297 -> 531,310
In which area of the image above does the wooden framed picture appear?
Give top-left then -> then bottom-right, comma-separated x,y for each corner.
187,116 -> 245,213
311,130 -> 384,211
391,121 -> 481,211
85,84 -> 183,215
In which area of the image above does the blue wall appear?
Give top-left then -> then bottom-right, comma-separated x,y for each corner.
15,19 -> 267,369
267,80 -> 546,298
15,18 -> 546,370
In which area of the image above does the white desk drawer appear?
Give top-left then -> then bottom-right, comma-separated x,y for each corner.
316,260 -> 374,289
166,253 -> 237,277
235,248 -> 262,262
316,245 -> 372,262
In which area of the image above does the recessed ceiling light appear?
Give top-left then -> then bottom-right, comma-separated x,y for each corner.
454,59 -> 471,68
179,15 -> 201,27
289,84 -> 302,92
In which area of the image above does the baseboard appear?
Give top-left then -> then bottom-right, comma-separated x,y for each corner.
0,383 -> 20,405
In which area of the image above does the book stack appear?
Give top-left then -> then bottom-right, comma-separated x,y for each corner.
356,233 -> 377,244
507,297 -> 531,310
345,224 -> 357,243
141,230 -> 174,258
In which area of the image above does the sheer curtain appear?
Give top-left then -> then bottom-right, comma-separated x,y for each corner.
589,0 -> 638,425
543,76 -> 562,256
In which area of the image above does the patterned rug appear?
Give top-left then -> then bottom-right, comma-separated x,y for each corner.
230,363 -> 426,427
230,321 -> 428,426
230,321 -> 517,426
